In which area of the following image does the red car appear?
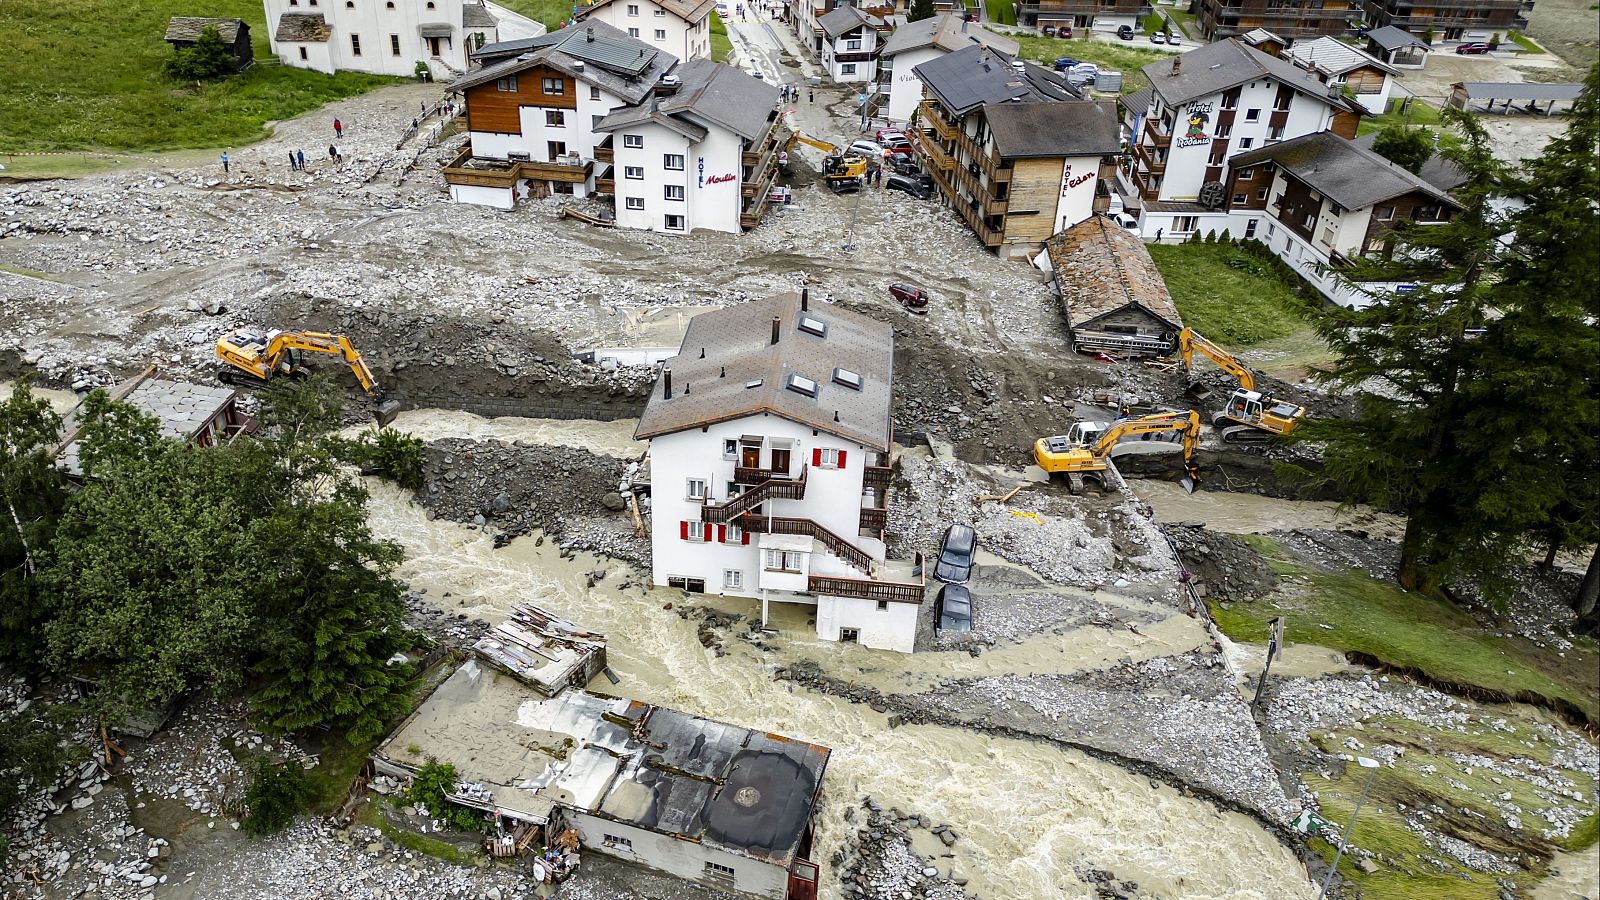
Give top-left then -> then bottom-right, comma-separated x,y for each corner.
1455,42 -> 1492,54
874,129 -> 915,156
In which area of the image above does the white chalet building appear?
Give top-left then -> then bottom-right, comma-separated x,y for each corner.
815,5 -> 888,84
445,25 -> 784,232
635,291 -> 927,653
878,12 -> 1017,123
1125,38 -> 1364,242
264,0 -> 542,78
571,0 -> 715,61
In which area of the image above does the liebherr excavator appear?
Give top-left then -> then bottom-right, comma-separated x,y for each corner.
215,328 -> 401,425
1177,327 -> 1306,442
787,132 -> 867,193
1033,410 -> 1200,494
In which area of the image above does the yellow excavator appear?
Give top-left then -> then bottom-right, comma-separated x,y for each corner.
1033,410 -> 1200,494
215,328 -> 401,425
1176,327 -> 1306,442
787,132 -> 867,193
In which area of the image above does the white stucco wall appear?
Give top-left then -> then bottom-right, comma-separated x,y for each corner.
449,182 -> 515,208
687,125 -> 744,234
1055,154 -> 1101,232
265,0 -> 478,76
276,39 -> 337,73
822,27 -> 878,82
570,813 -> 789,899
1146,82 -> 1338,202
581,0 -> 710,59
883,45 -> 941,122
612,123 -> 693,232
815,595 -> 919,653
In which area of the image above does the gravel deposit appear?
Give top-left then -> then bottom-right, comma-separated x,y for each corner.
1165,522 -> 1278,601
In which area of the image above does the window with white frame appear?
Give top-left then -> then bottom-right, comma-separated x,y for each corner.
877,600 -> 889,610
764,549 -> 802,572
350,34 -> 363,55
1244,108 -> 1260,122
628,27 -> 640,36
625,196 -> 644,210
655,28 -> 666,39
542,76 -> 563,94
723,569 -> 743,589
545,110 -> 565,127
1245,218 -> 1258,238
722,438 -> 738,458
818,448 -> 841,468
1239,137 -> 1254,149
686,478 -> 707,499
726,524 -> 742,543
624,134 -> 644,148
664,184 -> 684,201
627,3 -> 639,13
1174,215 -> 1199,233
590,86 -> 601,100
841,63 -> 856,75
625,166 -> 644,179
655,7 -> 665,13
846,38 -> 861,50
496,75 -> 517,91
663,153 -> 684,170
665,214 -> 685,230
686,521 -> 706,541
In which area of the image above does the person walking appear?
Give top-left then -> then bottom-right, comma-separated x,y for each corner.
288,150 -> 297,172
297,149 -> 306,171
329,144 -> 338,162
808,88 -> 814,103
421,100 -> 428,117
220,151 -> 230,175
334,117 -> 343,139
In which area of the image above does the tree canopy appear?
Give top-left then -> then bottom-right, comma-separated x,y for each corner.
908,0 -> 937,22
1369,124 -> 1434,174
164,26 -> 239,81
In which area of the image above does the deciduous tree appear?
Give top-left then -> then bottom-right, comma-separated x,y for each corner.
1369,124 -> 1434,174
164,26 -> 238,81
0,380 -> 68,665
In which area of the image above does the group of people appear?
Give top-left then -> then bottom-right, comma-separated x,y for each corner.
776,83 -> 814,104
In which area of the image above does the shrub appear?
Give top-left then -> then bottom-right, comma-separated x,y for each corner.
243,758 -> 314,836
164,26 -> 238,81
405,761 -> 488,832
345,428 -> 425,490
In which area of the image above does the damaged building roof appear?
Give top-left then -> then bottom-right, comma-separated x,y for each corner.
1046,216 -> 1181,331
1230,131 -> 1459,210
56,376 -> 243,476
274,13 -> 331,42
455,22 -> 676,105
633,292 -> 895,451
376,661 -> 830,868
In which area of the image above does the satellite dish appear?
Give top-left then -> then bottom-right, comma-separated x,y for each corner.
1198,180 -> 1227,210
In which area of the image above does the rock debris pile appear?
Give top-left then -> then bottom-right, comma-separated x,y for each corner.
1165,522 -> 1278,601
833,797 -> 972,900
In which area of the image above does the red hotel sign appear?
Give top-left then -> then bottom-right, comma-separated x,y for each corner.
706,173 -> 736,185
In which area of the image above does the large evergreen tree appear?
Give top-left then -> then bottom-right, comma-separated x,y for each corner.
1295,109 -> 1512,590
908,0 -> 937,22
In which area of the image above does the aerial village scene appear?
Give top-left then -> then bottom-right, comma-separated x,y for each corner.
0,0 -> 1595,897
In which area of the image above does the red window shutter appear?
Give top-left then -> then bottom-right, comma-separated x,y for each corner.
680,521 -> 689,540
742,529 -> 750,545
717,524 -> 726,543
837,450 -> 847,468
812,447 -> 822,467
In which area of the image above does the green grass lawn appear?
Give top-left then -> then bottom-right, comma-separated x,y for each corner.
1212,535 -> 1600,722
1005,34 -> 1169,93
1506,30 -> 1547,54
1147,241 -> 1313,346
1357,96 -> 1445,135
495,0 -> 581,28
985,0 -> 1018,26
710,11 -> 732,64
0,0 -> 396,156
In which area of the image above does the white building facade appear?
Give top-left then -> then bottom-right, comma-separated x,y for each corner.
878,12 -> 1017,123
572,0 -> 715,61
816,6 -> 886,84
1282,37 -> 1400,116
264,0 -> 543,78
635,293 -> 926,653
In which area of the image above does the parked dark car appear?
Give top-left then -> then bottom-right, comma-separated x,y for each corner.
1455,42 -> 1491,54
1041,25 -> 1057,37
1117,24 -> 1135,40
1053,56 -> 1081,71
934,523 -> 978,584
889,281 -> 930,313
884,174 -> 932,201
935,584 -> 973,634
965,12 -> 979,21
889,154 -> 923,176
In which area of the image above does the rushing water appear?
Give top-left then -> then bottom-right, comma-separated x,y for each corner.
362,480 -> 1318,900
375,408 -> 647,458
1128,481 -> 1405,540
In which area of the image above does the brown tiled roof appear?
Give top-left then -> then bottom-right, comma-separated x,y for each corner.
1046,216 -> 1181,330
633,293 -> 894,451
165,16 -> 246,43
275,13 -> 331,42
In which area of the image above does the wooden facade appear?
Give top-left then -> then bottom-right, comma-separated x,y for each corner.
463,65 -> 577,135
1003,157 -> 1066,246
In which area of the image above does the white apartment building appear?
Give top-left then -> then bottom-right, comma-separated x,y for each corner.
1126,38 -> 1364,242
264,0 -> 542,78
1282,37 -> 1400,116
634,291 -> 927,654
815,5 -> 887,83
877,11 -> 1016,122
1225,130 -> 1460,307
572,0 -> 715,61
445,26 -> 784,232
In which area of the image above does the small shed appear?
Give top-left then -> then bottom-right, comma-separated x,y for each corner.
1365,26 -> 1429,69
1046,216 -> 1182,356
164,17 -> 254,71
1448,81 -> 1584,115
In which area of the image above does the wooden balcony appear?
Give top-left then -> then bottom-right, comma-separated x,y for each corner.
735,465 -> 791,483
520,157 -> 592,184
919,101 -> 957,140
595,177 -> 615,193
863,465 -> 891,490
859,507 -> 887,531
702,467 -> 808,523
740,515 -> 873,572
808,552 -> 924,605
594,145 -> 614,163
1133,142 -> 1167,176
913,129 -> 955,172
442,148 -> 521,189
1143,117 -> 1173,148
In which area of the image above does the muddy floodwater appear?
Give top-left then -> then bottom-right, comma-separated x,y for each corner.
377,408 -> 646,458
1130,481 -> 1404,539
362,481 -> 1318,900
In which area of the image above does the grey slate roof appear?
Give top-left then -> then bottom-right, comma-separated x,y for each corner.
275,13 -> 331,42
1230,131 -> 1460,210
58,377 -> 240,476
634,292 -> 895,451
913,44 -> 1079,116
1367,25 -> 1428,52
462,2 -> 498,27
1454,81 -> 1585,102
657,58 -> 779,140
453,23 -> 676,106
879,12 -> 1017,58
472,31 -> 568,64
985,101 -> 1119,159
1141,38 -> 1353,111
1283,36 -> 1398,77
1352,132 -> 1466,193
165,16 -> 245,43
1047,216 -> 1181,330
1119,86 -> 1154,119
818,5 -> 882,39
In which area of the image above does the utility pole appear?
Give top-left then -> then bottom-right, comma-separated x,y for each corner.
1252,615 -> 1285,712
1317,756 -> 1380,900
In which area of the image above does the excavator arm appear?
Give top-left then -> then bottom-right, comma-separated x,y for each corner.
1177,327 -> 1256,392
788,132 -> 840,154
1089,411 -> 1200,462
266,332 -> 381,395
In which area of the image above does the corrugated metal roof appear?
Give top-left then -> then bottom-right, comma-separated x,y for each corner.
1283,36 -> 1398,77
1455,81 -> 1584,102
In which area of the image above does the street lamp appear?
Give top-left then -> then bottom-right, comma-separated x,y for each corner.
1316,756 -> 1380,900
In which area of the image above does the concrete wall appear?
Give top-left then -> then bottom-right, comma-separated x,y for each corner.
647,413 -> 873,598
883,46 -> 940,122
815,594 -> 918,652
570,813 -> 789,899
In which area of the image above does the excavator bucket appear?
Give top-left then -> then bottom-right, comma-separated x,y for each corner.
1179,467 -> 1198,495
1184,380 -> 1213,401
375,399 -> 403,428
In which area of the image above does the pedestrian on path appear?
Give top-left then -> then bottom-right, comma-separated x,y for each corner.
808,88 -> 814,103
329,144 -> 339,163
288,150 -> 297,172
421,100 -> 428,117
220,151 -> 230,175
334,117 -> 343,139
297,149 -> 306,171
